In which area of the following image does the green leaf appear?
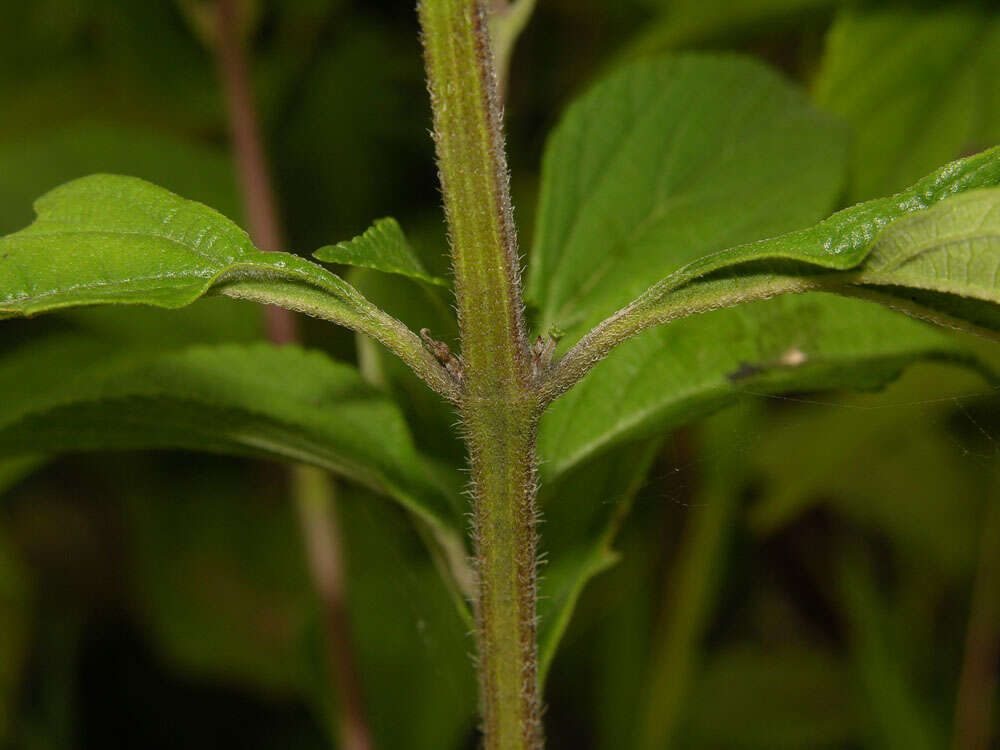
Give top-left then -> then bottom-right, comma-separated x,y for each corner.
683,646 -> 862,748
749,363 -> 988,577
314,218 -> 447,286
337,487 -> 477,750
619,0 -> 835,60
0,174 -> 357,316
127,462 -> 316,696
0,174 -> 457,399
839,552 -> 946,750
536,438 -> 662,682
526,54 -> 847,335
632,149 -> 1000,306
847,187 -> 1000,331
0,455 -> 46,497
637,404 -> 757,750
815,7 -> 1000,202
546,150 -> 1000,382
0,337 -> 462,535
527,53 -> 982,477
540,295 -> 972,478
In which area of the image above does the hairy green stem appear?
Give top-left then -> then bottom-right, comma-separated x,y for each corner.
419,0 -> 542,746
538,267 -> 1000,406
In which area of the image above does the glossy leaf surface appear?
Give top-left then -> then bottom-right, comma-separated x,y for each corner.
0,174 -> 360,317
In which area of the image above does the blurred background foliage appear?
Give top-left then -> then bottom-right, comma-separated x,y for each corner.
0,0 -> 998,747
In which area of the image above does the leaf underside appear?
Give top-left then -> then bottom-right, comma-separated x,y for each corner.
0,337 -> 462,535
526,53 -> 1000,671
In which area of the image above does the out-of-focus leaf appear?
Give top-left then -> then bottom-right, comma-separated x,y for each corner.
127,463 -> 475,748
275,22 -> 427,253
749,363 -> 988,577
0,529 -> 31,743
0,456 -> 46,497
315,218 -> 447,286
336,487 -> 477,750
537,438 -> 662,681
128,463 -> 314,695
0,122 -> 241,235
637,403 -> 757,750
682,645 -> 863,748
815,7 -> 1000,202
591,541 -> 656,750
0,2 -> 221,136
58,298 -> 261,351
620,0 -> 835,59
840,552 -> 946,750
951,480 -> 1000,750
527,54 -> 845,334
0,338 -> 462,534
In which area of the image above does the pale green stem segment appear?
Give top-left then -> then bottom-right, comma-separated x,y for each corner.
216,277 -> 461,402
539,275 -> 823,404
537,270 -> 1000,406
418,0 -> 542,747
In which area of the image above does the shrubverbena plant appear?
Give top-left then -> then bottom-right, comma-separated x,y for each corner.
3,0 -> 1000,746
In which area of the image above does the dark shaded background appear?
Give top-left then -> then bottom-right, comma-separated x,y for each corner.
1,1 -> 998,748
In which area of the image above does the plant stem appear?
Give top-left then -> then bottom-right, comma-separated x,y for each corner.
950,479 -> 1000,750
292,467 -> 372,750
213,4 -> 372,749
213,0 -> 290,340
419,1 -> 542,746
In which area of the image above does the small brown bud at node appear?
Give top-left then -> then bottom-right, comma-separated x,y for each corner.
421,328 -> 464,383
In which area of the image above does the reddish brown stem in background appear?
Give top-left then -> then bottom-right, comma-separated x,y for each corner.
214,0 -> 293,343
951,489 -> 1000,750
213,3 -> 373,748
